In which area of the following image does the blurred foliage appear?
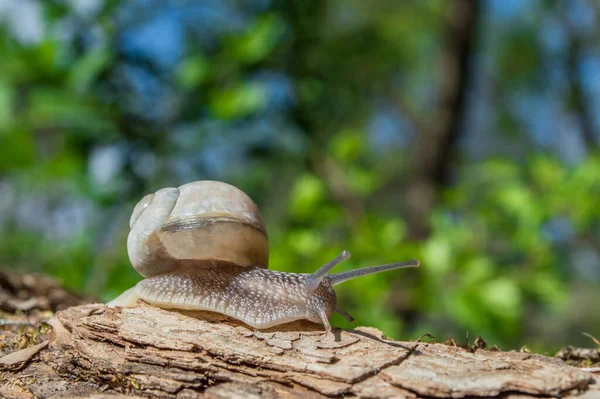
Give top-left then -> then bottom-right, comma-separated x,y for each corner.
0,0 -> 599,351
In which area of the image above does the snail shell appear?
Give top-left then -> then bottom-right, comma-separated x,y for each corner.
127,181 -> 269,278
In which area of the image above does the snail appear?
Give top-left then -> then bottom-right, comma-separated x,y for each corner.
108,180 -> 420,331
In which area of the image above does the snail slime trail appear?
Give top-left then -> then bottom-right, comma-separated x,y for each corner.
109,180 -> 420,331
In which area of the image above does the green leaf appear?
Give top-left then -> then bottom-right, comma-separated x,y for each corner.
379,219 -> 407,249
330,130 -> 364,162
0,81 -> 13,130
231,14 -> 285,64
288,229 -> 323,256
289,174 -> 327,221
68,47 -> 111,91
422,236 -> 452,278
209,83 -> 266,119
479,278 -> 522,321
0,128 -> 35,170
176,55 -> 210,88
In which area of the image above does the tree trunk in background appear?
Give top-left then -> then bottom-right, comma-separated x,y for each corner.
279,0 -> 481,237
563,5 -> 598,150
404,0 -> 481,239
282,0 -> 367,226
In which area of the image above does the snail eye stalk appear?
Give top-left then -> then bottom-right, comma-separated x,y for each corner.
305,250 -> 420,291
305,250 -> 351,292
328,259 -> 419,286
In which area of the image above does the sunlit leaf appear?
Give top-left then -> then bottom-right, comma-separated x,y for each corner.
0,80 -> 14,129
289,174 -> 327,220
68,47 -> 111,91
209,83 -> 266,119
479,278 -> 522,321
176,55 -> 210,88
230,13 -> 285,64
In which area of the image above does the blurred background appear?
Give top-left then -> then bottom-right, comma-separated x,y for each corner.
0,0 -> 599,351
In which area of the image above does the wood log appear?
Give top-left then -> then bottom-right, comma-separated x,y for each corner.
0,301 -> 598,399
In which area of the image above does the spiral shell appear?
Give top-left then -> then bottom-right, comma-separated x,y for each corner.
127,181 -> 268,278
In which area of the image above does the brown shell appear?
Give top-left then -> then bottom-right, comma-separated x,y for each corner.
128,181 -> 268,278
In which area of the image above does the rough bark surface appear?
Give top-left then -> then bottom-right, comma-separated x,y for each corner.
0,269 -> 93,313
0,302 -> 598,399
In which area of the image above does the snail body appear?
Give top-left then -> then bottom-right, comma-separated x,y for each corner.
109,180 -> 419,331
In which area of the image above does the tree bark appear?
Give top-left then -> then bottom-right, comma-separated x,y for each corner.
0,302 -> 597,399
0,271 -> 597,398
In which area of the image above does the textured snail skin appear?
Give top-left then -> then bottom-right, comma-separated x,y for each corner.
109,263 -> 337,329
